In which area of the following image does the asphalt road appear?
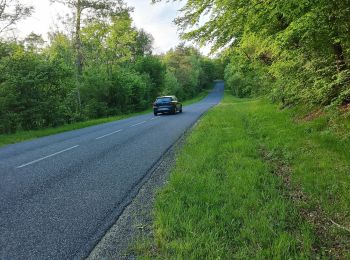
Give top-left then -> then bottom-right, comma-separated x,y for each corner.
0,81 -> 224,259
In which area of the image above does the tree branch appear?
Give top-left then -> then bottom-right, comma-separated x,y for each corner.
0,0 -> 33,34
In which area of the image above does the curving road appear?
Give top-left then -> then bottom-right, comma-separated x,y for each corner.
0,81 -> 224,259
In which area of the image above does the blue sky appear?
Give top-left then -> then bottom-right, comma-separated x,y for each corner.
15,0 -> 204,54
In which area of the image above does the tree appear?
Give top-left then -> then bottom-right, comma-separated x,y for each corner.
0,2 -> 219,135
134,29 -> 154,57
24,32 -> 45,52
155,0 -> 350,107
0,0 -> 33,35
47,32 -> 75,68
50,0 -> 129,74
135,55 -> 166,98
163,44 -> 209,99
0,42 -> 73,132
80,11 -> 138,77
50,0 -> 130,111
105,12 -> 137,65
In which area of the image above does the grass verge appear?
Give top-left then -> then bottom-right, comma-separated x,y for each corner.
0,109 -> 150,147
0,90 -> 209,147
139,94 -> 350,259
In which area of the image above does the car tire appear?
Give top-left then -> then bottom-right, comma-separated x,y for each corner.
180,107 -> 183,113
154,112 -> 158,116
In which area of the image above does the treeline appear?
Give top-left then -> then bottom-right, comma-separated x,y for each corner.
171,0 -> 350,109
0,5 -> 223,134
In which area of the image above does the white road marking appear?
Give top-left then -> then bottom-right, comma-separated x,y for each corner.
96,129 -> 123,140
130,121 -> 146,127
16,145 -> 79,168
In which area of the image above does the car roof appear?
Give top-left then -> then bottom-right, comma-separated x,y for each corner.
157,96 -> 176,98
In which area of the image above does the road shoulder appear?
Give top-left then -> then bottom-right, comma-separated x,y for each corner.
87,129 -> 188,259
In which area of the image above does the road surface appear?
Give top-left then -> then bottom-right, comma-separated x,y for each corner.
0,81 -> 224,259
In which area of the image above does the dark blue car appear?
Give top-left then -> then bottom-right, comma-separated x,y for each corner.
153,96 -> 183,116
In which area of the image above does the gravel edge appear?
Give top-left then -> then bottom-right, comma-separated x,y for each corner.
86,127 -> 190,260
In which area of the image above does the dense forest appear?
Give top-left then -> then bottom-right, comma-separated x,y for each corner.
162,0 -> 350,109
3,0 -> 349,134
0,0 -> 223,134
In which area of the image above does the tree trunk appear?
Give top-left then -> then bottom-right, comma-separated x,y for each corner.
333,42 -> 350,105
75,0 -> 82,112
333,42 -> 346,72
323,41 -> 348,105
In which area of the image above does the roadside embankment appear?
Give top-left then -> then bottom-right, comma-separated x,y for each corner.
139,94 -> 350,258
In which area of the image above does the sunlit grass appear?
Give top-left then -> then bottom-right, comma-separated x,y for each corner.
140,94 -> 350,258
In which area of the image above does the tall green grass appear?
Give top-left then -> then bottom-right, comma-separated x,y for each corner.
144,94 -> 350,258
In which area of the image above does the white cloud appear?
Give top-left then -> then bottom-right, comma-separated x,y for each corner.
128,0 -> 183,53
15,0 -> 64,38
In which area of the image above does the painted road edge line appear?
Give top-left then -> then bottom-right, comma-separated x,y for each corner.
16,145 -> 80,168
96,129 -> 123,140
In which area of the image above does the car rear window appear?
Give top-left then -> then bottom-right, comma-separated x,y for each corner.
156,97 -> 172,102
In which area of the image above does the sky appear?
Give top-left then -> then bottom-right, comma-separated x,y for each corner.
14,0 -> 208,54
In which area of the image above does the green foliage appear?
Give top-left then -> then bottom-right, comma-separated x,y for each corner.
162,44 -> 221,100
133,29 -> 154,57
163,70 -> 181,97
162,45 -> 200,99
0,8 -> 221,135
81,66 -> 150,116
0,43 -> 73,133
224,54 -> 269,98
134,55 -> 166,98
164,0 -> 350,108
